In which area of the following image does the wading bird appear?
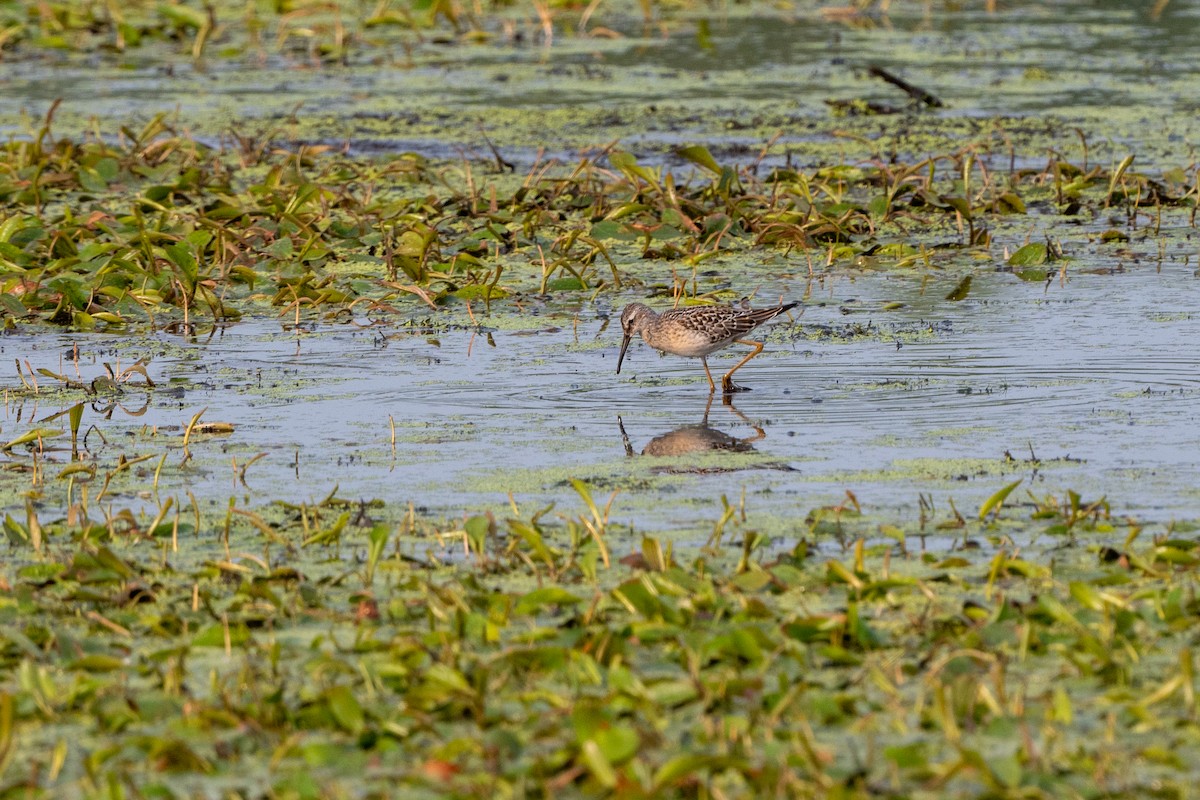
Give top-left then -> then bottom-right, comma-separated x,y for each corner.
616,300 -> 799,393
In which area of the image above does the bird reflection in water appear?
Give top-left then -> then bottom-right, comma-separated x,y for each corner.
618,395 -> 779,465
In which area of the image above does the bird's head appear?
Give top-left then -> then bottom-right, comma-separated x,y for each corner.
616,303 -> 654,375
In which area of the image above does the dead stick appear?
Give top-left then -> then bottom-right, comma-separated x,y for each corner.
867,65 -> 944,108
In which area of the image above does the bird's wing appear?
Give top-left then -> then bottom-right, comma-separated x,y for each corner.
660,303 -> 796,341
723,305 -> 795,338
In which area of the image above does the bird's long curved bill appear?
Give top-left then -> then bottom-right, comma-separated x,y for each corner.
616,334 -> 632,374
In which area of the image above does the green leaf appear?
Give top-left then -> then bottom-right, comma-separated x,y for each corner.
1008,242 -> 1047,266
1051,686 -> 1073,723
730,570 -> 771,592
464,514 -> 489,555
978,479 -> 1022,520
940,195 -> 972,219
326,685 -> 365,735
675,144 -> 721,174
653,754 -> 733,789
3,428 -> 63,450
588,220 -> 635,241
1068,581 -> 1104,611
1035,595 -> 1081,629
192,623 -> 250,648
593,725 -> 639,765
365,523 -> 390,582
423,664 -> 471,694
78,167 -> 108,193
609,151 -> 659,185
69,655 -> 125,672
612,579 -> 663,620
164,242 -> 198,287
68,404 -> 84,441
944,275 -> 972,301
157,3 -> 208,29
94,158 -> 120,182
645,679 -> 698,708
884,741 -> 928,769
995,191 -> 1026,213
1106,153 -> 1136,197
0,295 -> 26,317
579,739 -> 618,788
514,587 -> 582,615
546,277 -> 586,291
990,750 -> 1022,789
17,563 -> 66,582
48,276 -> 88,310
506,520 -> 557,567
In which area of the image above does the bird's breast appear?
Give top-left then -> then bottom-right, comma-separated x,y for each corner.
646,328 -> 729,358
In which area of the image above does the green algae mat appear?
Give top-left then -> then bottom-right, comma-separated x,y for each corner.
3,0 -> 1200,797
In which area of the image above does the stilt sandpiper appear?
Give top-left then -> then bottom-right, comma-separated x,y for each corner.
616,300 -> 799,393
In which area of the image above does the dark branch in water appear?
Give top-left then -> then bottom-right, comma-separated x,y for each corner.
479,125 -> 516,173
867,65 -> 944,108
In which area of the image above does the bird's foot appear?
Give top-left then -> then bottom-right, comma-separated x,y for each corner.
722,380 -> 751,394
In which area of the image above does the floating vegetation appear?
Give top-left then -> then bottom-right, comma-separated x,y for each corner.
2,109 -> 1196,330
0,476 -> 1197,796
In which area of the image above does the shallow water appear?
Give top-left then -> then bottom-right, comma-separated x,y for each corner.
5,264 -> 1199,530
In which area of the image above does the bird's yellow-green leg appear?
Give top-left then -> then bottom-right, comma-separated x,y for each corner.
701,357 -> 716,393
722,339 -> 765,393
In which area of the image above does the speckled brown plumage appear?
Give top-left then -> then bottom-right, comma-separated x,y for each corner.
616,300 -> 799,393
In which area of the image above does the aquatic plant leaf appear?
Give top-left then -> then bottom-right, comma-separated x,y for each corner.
514,587 -> 582,615
0,295 -> 26,317
1,515 -> 28,545
164,243 -> 198,289
990,751 -> 1022,789
579,739 -> 618,788
592,725 -> 639,764
1008,243 -> 1047,266
1068,581 -> 1104,611
68,655 -> 124,673
609,152 -> 659,186
1106,154 -> 1136,198
645,680 -> 698,709
3,427 -> 63,450
884,741 -> 928,769
452,284 -> 508,300
192,623 -> 250,648
653,755 -> 741,789
675,145 -> 721,174
944,276 -> 972,301
156,3 -> 208,30
506,520 -> 557,567
17,563 -> 65,582
546,277 -> 585,291
464,515 -> 489,555
326,685 -> 365,735
995,192 -> 1026,213
48,277 -> 88,310
979,479 -> 1022,520
612,579 -> 663,620
940,196 -> 972,219
588,220 -> 637,242
78,167 -> 108,193
365,523 -> 390,584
